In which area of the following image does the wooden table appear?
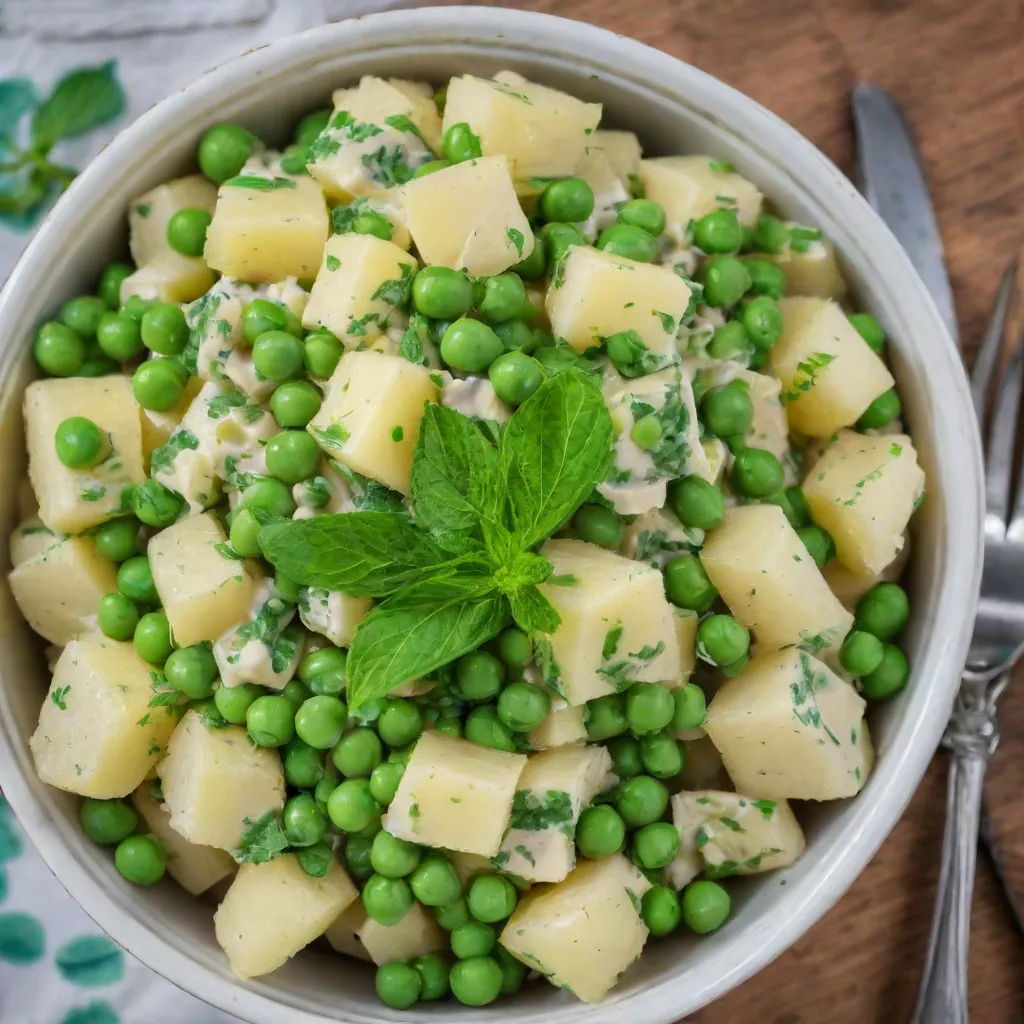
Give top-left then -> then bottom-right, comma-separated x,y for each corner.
440,0 -> 1024,1018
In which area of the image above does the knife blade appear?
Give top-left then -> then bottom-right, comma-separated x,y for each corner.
850,82 -> 960,345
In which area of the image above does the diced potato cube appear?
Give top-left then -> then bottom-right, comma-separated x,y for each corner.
307,350 -> 438,495
528,704 -> 587,750
9,536 -> 116,645
699,504 -> 853,658
301,232 -> 417,345
204,176 -> 329,283
298,588 -> 372,647
30,636 -> 177,798
140,376 -> 204,466
358,901 -> 447,965
767,236 -> 847,299
383,731 -> 527,856
158,710 -> 285,850
705,648 -> 874,800
770,298 -> 894,437
129,174 -> 217,266
535,539 -> 681,705
325,902 -> 371,960
400,155 -> 534,278
738,369 -> 795,480
443,73 -> 600,181
340,75 -> 443,153
8,516 -> 64,567
574,147 -> 629,237
803,429 -> 925,576
148,512 -> 257,646
824,536 -> 910,612
547,246 -> 691,358
25,376 -> 145,534
497,744 -> 614,883
121,250 -> 215,305
673,609 -> 698,687
448,852 -> 496,887
500,854 -> 651,1003
132,781 -> 235,895
214,854 -> 358,978
591,130 -> 643,192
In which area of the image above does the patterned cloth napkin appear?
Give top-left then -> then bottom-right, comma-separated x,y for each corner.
0,5 -> 411,1022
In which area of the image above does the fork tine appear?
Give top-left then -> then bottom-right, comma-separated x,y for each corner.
971,257 -> 1018,421
984,327 -> 1024,536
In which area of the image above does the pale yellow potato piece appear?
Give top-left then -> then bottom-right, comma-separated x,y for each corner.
9,536 -> 116,646
620,505 -> 703,569
400,155 -> 534,278
341,75 -> 443,153
297,588 -> 372,647
673,609 -> 698,687
535,539 -> 681,705
640,156 -> 763,233
121,250 -> 216,305
705,648 -> 874,800
308,350 -> 438,495
547,245 -> 691,356
679,734 -> 732,792
214,854 -> 358,979
824,536 -> 910,611
158,710 -> 285,850
500,854 -> 651,1003
140,376 -> 204,466
129,174 -> 217,266
17,477 -> 38,519
383,731 -> 527,856
443,73 -> 600,180
574,147 -> 629,236
332,191 -> 413,251
30,636 -> 177,798
448,852 -> 496,887
497,744 -> 614,883
700,504 -> 853,658
767,236 -> 847,299
8,516 -> 64,567
148,512 -> 257,646
132,781 -> 235,895
528,703 -> 587,749
25,376 -> 145,534
803,429 -> 925,576
324,902 -> 370,961
204,176 -> 329,283
358,902 -> 447,966
301,232 -> 417,345
770,298 -> 894,437
591,130 -> 643,191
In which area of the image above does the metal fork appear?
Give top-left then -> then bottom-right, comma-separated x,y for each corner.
912,259 -> 1024,1024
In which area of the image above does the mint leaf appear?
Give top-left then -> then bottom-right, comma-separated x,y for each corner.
222,175 -> 296,191
500,370 -> 614,549
232,811 -> 289,865
31,61 -> 125,151
509,585 -> 561,633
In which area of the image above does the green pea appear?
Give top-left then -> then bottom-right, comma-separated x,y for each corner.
702,385 -> 754,438
333,727 -> 383,778
628,413 -> 660,451
410,854 -> 462,907
279,144 -> 310,176
857,388 -> 901,430
343,835 -> 373,881
34,321 -> 85,376
138,302 -> 188,357
214,681 -> 262,725
276,677 -> 308,715
434,897 -> 472,931
664,554 -> 718,613
464,706 -> 515,752
378,700 -> 423,748
497,682 -> 550,732
694,208 -> 742,254
76,356 -> 119,379
477,273 -> 527,324
752,214 -> 789,254
295,108 -> 331,147
292,695 -> 347,750
114,834 -> 166,886
455,650 -> 505,701
132,479 -> 183,528
281,792 -> 326,848
97,262 -> 132,309
166,208 -> 211,258
442,122 -> 482,163
770,486 -> 811,528
375,960 -> 421,1010
80,798 -> 138,845
488,350 -> 544,406
412,266 -> 473,320
596,223 -> 657,262
540,177 -> 595,223
133,610 -> 172,664
608,735 -> 643,778
626,681 -> 675,735
668,475 -> 724,530
745,258 -> 787,300
839,630 -> 885,677
642,885 -> 682,936
241,299 -> 290,344
511,235 -> 546,280
433,716 -> 463,738
861,643 -> 909,700
132,358 -> 185,411
329,778 -> 380,834
585,694 -> 628,741
617,198 -> 666,237
538,221 -> 586,263
368,760 -> 404,806
855,582 -> 909,640
54,417 -> 105,469
682,879 -> 731,933
606,328 -> 656,378
297,839 -> 333,878
573,504 -> 624,549
92,517 -> 139,562
671,683 -> 707,731
239,476 -> 296,518
94,312 -> 142,362
640,731 -> 684,779
494,319 -> 537,353
632,821 -> 681,869
265,429 -> 320,485
742,297 -> 783,349
362,873 -> 414,926
370,829 -> 421,879
118,555 -> 157,604
413,953 -> 451,1002
164,644 -> 217,699
495,945 -> 528,995
60,295 -> 106,338
796,525 -> 835,569
849,312 -> 886,355
440,318 -> 503,374
412,158 -> 452,179
496,627 -> 532,669
226,508 -> 259,558
198,122 -> 256,183
731,447 -> 784,497
702,256 -> 752,308
696,614 -> 750,667
299,646 -> 347,696
615,775 -> 669,827
120,295 -> 154,322
451,920 -> 496,958
253,330 -> 305,382
450,956 -> 503,1006
246,695 -> 295,747
352,210 -> 393,240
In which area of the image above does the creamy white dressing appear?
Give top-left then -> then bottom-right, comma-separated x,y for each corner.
213,582 -> 301,690
441,376 -> 512,425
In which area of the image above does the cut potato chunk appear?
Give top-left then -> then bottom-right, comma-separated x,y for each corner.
204,175 -> 329,283
705,648 -> 874,800
308,349 -> 438,495
500,854 -> 651,1003
25,376 -> 145,534
148,512 -> 257,646
528,703 -> 587,750
30,636 -> 177,798
129,174 -> 217,267
132,781 -> 235,895
767,236 -> 847,299
357,901 -> 447,965
140,376 -> 204,467
824,536 -> 910,611
535,539 -> 681,705
699,504 -> 853,659
121,250 -> 215,305
383,731 -> 527,857
298,587 -> 372,647
547,245 -> 691,358
448,852 -> 496,888
9,535 -> 116,645
301,232 -> 417,345
803,429 -> 925,576
8,516 -> 64,567
591,130 -> 643,192
400,155 -> 534,278
673,609 -> 698,687
574,147 -> 629,238
158,710 -> 285,850
334,75 -> 442,153
497,744 -> 614,883
325,902 -> 371,961
443,72 -> 600,181
770,298 -> 894,437
621,505 -> 703,569
214,854 -> 358,979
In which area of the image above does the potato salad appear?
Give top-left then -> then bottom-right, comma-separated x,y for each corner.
13,69 -> 925,1011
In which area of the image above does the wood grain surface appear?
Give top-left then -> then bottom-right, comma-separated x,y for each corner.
435,0 -> 1024,1020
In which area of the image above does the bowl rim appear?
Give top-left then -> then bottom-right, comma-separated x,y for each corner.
0,6 -> 983,1023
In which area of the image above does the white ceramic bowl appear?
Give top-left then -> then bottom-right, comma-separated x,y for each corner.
0,7 -> 983,1023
